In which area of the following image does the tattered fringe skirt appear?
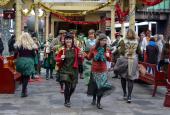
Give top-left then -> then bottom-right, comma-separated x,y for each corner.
16,57 -> 35,76
87,72 -> 112,96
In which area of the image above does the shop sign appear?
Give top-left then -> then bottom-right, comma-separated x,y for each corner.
3,10 -> 15,19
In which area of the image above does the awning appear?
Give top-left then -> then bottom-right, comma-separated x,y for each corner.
147,0 -> 170,10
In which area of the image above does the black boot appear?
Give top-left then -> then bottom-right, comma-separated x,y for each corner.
97,96 -> 102,109
64,94 -> 71,107
127,96 -> 131,103
127,79 -> 133,103
46,69 -> 49,80
21,76 -> 29,98
121,78 -> 127,100
64,82 -> 71,108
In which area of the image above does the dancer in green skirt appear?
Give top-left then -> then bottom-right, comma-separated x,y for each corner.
84,33 -> 112,109
83,29 -> 96,85
14,32 -> 37,97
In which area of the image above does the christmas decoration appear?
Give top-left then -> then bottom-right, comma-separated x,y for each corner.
52,13 -> 111,25
0,0 -> 10,6
140,0 -> 163,6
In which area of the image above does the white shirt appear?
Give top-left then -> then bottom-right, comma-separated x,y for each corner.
107,36 -> 111,46
140,37 -> 148,51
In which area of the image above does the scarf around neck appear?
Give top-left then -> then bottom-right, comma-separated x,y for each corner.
94,47 -> 106,62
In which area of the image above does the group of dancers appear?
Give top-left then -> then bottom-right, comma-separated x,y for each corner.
14,29 -> 139,109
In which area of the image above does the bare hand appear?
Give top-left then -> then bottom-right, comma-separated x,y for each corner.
61,55 -> 65,60
106,52 -> 110,57
78,52 -> 83,57
83,52 -> 87,57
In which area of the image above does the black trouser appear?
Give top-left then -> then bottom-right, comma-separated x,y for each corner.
21,75 -> 30,94
121,78 -> 133,98
56,71 -> 64,89
64,82 -> 76,103
46,68 -> 53,78
92,83 -> 104,105
78,64 -> 83,74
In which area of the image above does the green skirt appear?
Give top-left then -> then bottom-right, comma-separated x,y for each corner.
92,72 -> 112,90
87,72 -> 112,96
83,59 -> 92,85
60,70 -> 78,84
16,57 -> 35,76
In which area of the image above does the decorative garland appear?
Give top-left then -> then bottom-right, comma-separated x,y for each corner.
0,0 -> 10,6
39,1 -> 113,16
21,1 -> 114,17
21,4 -> 35,16
115,3 -> 129,23
140,0 -> 163,6
21,4 -> 46,19
20,0 -> 163,24
52,13 -> 111,25
38,10 -> 46,19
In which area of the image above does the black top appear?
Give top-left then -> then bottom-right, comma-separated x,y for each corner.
14,47 -> 35,58
146,45 -> 159,64
0,38 -> 4,53
8,38 -> 15,52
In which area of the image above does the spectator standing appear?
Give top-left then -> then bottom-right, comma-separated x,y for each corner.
0,33 -> 4,55
8,35 -> 16,55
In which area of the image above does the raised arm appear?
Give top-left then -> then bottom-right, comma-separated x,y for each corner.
85,47 -> 94,60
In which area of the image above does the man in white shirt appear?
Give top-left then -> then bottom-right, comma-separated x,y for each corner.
138,32 -> 148,61
139,32 -> 148,52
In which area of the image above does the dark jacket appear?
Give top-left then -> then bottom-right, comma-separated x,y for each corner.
14,47 -> 35,59
146,41 -> 159,64
0,38 -> 4,54
8,36 -> 15,53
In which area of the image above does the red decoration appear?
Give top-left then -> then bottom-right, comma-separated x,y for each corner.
140,0 -> 163,6
115,3 -> 129,23
52,13 -> 111,25
164,64 -> 170,107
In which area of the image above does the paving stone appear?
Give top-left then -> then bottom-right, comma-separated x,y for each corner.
0,70 -> 170,114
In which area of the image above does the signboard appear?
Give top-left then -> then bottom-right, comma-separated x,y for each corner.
3,10 -> 15,19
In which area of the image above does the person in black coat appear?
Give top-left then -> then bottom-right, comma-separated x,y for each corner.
0,35 -> 4,55
8,35 -> 16,55
146,37 -> 159,64
146,37 -> 159,74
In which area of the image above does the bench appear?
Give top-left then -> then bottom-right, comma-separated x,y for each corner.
164,64 -> 170,107
0,56 -> 21,94
138,61 -> 167,97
